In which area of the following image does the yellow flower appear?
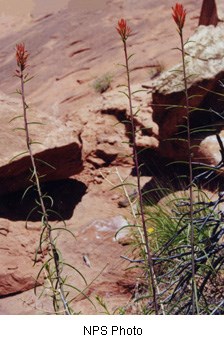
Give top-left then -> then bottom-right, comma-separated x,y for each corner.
147,227 -> 155,234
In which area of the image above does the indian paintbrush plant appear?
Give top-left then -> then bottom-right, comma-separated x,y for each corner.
143,3 -> 224,314
13,43 -> 88,314
172,2 -> 198,314
114,4 -> 224,315
116,18 -> 160,314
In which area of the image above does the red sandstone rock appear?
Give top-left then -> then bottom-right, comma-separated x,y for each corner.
0,92 -> 83,195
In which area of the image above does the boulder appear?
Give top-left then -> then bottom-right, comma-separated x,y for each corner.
196,131 -> 224,166
0,267 -> 41,297
0,92 -> 83,195
152,22 -> 224,165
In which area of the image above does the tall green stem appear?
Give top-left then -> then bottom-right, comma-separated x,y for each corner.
180,32 -> 198,315
123,40 -> 159,314
20,70 -> 70,315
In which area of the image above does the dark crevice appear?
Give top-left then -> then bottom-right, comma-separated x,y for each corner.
101,108 -> 132,142
0,290 -> 23,299
69,48 -> 91,57
0,178 -> 87,222
130,147 -> 224,205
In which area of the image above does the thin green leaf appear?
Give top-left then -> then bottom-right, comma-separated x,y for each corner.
51,227 -> 76,239
13,127 -> 26,132
25,206 -> 38,228
110,182 -> 137,191
9,150 -> 29,163
34,258 -> 52,295
35,158 -> 56,170
128,53 -> 135,60
27,122 -> 45,126
119,90 -> 130,98
8,115 -> 23,123
65,283 -> 96,309
21,185 -> 33,201
63,262 -> 87,285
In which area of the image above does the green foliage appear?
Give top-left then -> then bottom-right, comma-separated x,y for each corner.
95,295 -> 111,314
11,44 -> 90,315
129,178 -> 224,314
92,73 -> 113,93
145,188 -> 218,254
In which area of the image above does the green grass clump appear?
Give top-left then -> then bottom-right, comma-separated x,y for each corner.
92,73 -> 113,93
145,188 -> 217,255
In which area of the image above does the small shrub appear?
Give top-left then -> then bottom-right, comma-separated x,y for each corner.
92,73 -> 113,93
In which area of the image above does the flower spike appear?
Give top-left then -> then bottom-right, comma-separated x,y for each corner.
15,43 -> 29,71
116,18 -> 131,41
172,3 -> 186,32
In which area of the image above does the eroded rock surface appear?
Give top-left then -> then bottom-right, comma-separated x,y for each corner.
0,92 -> 83,195
0,218 -> 43,296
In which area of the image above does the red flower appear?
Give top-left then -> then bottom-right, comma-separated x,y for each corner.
116,18 -> 131,41
15,43 -> 29,71
172,3 -> 186,31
